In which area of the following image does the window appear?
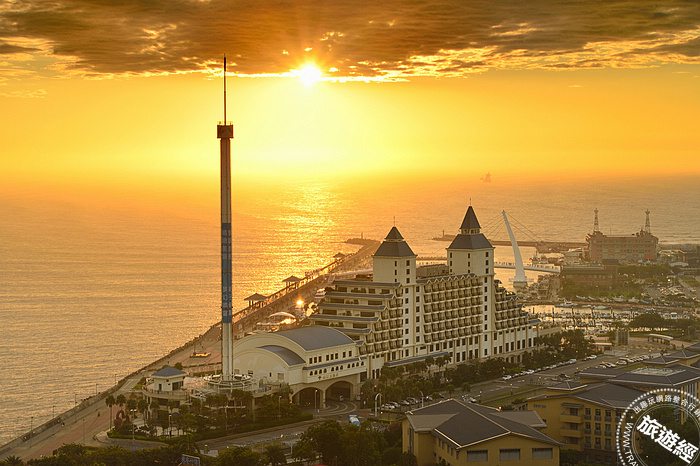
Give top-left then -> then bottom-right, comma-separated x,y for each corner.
484,334 -> 488,341
499,449 -> 520,460
532,448 -> 553,459
406,260 -> 410,266
467,450 -> 487,461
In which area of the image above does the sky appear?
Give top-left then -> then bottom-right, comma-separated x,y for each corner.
1,0 -> 699,207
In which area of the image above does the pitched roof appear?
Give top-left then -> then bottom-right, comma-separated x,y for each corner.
406,399 -> 559,449
273,326 -> 353,351
151,366 -> 187,378
447,233 -> 493,250
459,206 -> 481,230
373,227 -> 416,258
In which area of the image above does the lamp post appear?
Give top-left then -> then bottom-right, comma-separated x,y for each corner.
82,418 -> 85,445
131,408 -> 136,451
374,393 -> 382,418
479,390 -> 482,404
75,392 -> 78,406
168,414 -> 172,438
278,395 -> 282,419
419,390 -> 424,408
510,383 -> 513,396
314,390 -> 318,414
52,405 -> 55,436
29,416 -> 33,448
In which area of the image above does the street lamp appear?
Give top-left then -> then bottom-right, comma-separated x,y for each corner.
52,405 -> 55,436
82,418 -> 85,445
374,393 -> 382,418
510,383 -> 513,396
169,414 -> 172,438
75,392 -> 78,406
419,390 -> 424,408
278,395 -> 282,419
314,390 -> 318,414
29,416 -> 33,448
131,408 -> 136,451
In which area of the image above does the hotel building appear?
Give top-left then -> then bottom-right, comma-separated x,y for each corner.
310,206 -> 537,380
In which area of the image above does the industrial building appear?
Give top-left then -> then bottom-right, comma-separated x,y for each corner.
585,209 -> 658,263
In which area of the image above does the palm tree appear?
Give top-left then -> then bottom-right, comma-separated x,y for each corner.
115,394 -> 126,415
264,444 -> 287,466
3,455 -> 24,465
105,394 -> 116,430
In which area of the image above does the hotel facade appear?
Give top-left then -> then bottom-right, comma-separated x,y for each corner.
310,206 -> 537,381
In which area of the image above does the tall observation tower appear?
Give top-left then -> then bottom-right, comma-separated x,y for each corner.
218,56 -> 234,381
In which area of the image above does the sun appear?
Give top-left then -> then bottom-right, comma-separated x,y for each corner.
296,65 -> 323,85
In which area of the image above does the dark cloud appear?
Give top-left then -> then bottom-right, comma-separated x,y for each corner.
0,0 -> 699,78
0,41 -> 37,54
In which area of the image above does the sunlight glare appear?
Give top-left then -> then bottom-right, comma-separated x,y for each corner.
297,65 -> 323,85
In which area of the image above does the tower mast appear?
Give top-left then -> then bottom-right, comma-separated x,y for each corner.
645,209 -> 651,233
593,208 -> 600,233
218,56 -> 234,381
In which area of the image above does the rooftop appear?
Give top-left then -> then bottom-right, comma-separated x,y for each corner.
406,399 -> 559,450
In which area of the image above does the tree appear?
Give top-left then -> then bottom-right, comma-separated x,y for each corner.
263,444 -> 287,466
105,394 -> 116,430
115,394 -> 126,414
217,446 -> 264,466
302,419 -> 344,464
2,455 -> 24,466
292,439 -> 316,465
630,312 -> 667,331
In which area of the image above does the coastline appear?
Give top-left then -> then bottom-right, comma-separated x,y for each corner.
0,240 -> 379,462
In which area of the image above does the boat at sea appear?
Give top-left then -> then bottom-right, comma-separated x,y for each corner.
556,300 -> 574,308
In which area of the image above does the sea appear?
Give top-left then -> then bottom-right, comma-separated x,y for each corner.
1,174 -> 698,445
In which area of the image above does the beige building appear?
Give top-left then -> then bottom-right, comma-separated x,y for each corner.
404,399 -> 560,466
527,381 -> 644,464
142,366 -> 189,419
310,206 -> 536,380
231,325 -> 366,406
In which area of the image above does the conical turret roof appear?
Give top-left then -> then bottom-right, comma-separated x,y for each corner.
449,206 -> 492,250
374,226 -> 416,257
459,206 -> 481,231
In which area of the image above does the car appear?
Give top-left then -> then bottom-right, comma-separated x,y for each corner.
502,375 -> 512,381
400,400 -> 410,406
425,395 -> 433,401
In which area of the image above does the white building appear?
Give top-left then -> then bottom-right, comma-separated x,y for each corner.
310,206 -> 536,380
232,325 -> 367,406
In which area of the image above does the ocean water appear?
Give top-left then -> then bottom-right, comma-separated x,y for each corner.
1,174 -> 698,444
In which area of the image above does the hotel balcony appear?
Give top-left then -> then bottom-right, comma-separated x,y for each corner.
560,428 -> 583,439
560,413 -> 583,424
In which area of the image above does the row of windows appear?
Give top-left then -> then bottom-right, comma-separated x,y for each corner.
309,350 -> 352,364
308,360 -> 364,376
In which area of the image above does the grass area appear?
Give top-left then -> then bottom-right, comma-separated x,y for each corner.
483,387 -> 545,408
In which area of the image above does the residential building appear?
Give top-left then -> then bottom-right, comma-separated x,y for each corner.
404,398 -> 560,466
527,380 -> 645,464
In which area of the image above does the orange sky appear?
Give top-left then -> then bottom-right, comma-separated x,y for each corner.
1,1 -> 699,203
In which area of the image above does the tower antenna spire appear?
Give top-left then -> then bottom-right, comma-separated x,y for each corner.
645,209 -> 651,233
593,208 -> 600,233
223,54 -> 227,123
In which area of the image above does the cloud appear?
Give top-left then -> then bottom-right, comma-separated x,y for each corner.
0,88 -> 46,97
0,41 -> 37,54
0,0 -> 699,79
